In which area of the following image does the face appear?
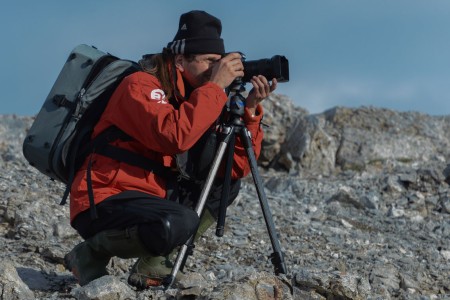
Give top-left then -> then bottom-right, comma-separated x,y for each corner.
175,53 -> 222,88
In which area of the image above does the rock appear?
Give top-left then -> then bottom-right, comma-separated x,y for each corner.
0,261 -> 35,300
209,272 -> 294,300
443,164 -> 450,184
71,275 -> 136,300
369,264 -> 401,293
264,105 -> 450,175
283,114 -> 337,175
259,94 -> 307,167
294,268 -> 371,299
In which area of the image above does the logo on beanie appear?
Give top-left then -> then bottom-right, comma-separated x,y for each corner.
181,23 -> 187,30
150,89 -> 168,104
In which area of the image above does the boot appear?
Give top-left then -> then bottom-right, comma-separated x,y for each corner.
64,225 -> 150,286
128,253 -> 177,289
64,241 -> 110,286
128,209 -> 216,289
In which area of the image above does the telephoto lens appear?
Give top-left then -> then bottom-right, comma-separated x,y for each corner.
242,55 -> 289,83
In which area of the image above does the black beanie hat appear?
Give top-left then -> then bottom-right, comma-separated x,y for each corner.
167,10 -> 225,55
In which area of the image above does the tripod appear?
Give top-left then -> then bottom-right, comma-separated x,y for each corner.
162,78 -> 287,289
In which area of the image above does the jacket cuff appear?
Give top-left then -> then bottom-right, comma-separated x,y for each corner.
244,104 -> 264,124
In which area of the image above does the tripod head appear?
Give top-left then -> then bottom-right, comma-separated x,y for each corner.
225,77 -> 247,126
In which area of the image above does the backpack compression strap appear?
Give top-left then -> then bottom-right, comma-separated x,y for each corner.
93,126 -> 176,178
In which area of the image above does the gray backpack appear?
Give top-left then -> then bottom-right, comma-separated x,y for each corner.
23,44 -> 140,184
22,44 -> 167,218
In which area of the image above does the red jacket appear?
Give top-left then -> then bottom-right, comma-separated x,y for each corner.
70,69 -> 264,222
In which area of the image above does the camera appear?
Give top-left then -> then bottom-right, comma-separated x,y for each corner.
241,54 -> 289,83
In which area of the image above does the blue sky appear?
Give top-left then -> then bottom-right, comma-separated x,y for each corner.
1,1 -> 450,116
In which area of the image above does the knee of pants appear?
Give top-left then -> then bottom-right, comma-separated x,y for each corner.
138,209 -> 200,256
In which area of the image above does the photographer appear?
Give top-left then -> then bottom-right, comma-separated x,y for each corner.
64,10 -> 277,289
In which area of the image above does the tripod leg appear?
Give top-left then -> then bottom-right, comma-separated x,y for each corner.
239,127 -> 288,275
163,131 -> 231,289
216,131 -> 236,237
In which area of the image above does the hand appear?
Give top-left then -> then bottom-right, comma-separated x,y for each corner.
209,53 -> 244,89
246,76 -> 277,115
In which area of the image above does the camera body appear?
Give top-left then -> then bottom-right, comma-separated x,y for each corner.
241,54 -> 289,83
225,53 -> 289,116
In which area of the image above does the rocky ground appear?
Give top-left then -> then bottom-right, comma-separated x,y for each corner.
0,95 -> 449,299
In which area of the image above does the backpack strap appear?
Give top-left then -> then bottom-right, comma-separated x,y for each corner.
86,152 -> 97,219
90,126 -> 176,177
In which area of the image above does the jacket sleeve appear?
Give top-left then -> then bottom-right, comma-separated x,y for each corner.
99,72 -> 228,155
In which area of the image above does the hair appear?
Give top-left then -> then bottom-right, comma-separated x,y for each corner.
139,48 -> 174,100
139,50 -> 199,102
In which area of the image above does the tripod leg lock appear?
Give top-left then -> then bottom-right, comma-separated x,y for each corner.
186,244 -> 195,256
162,275 -> 175,289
